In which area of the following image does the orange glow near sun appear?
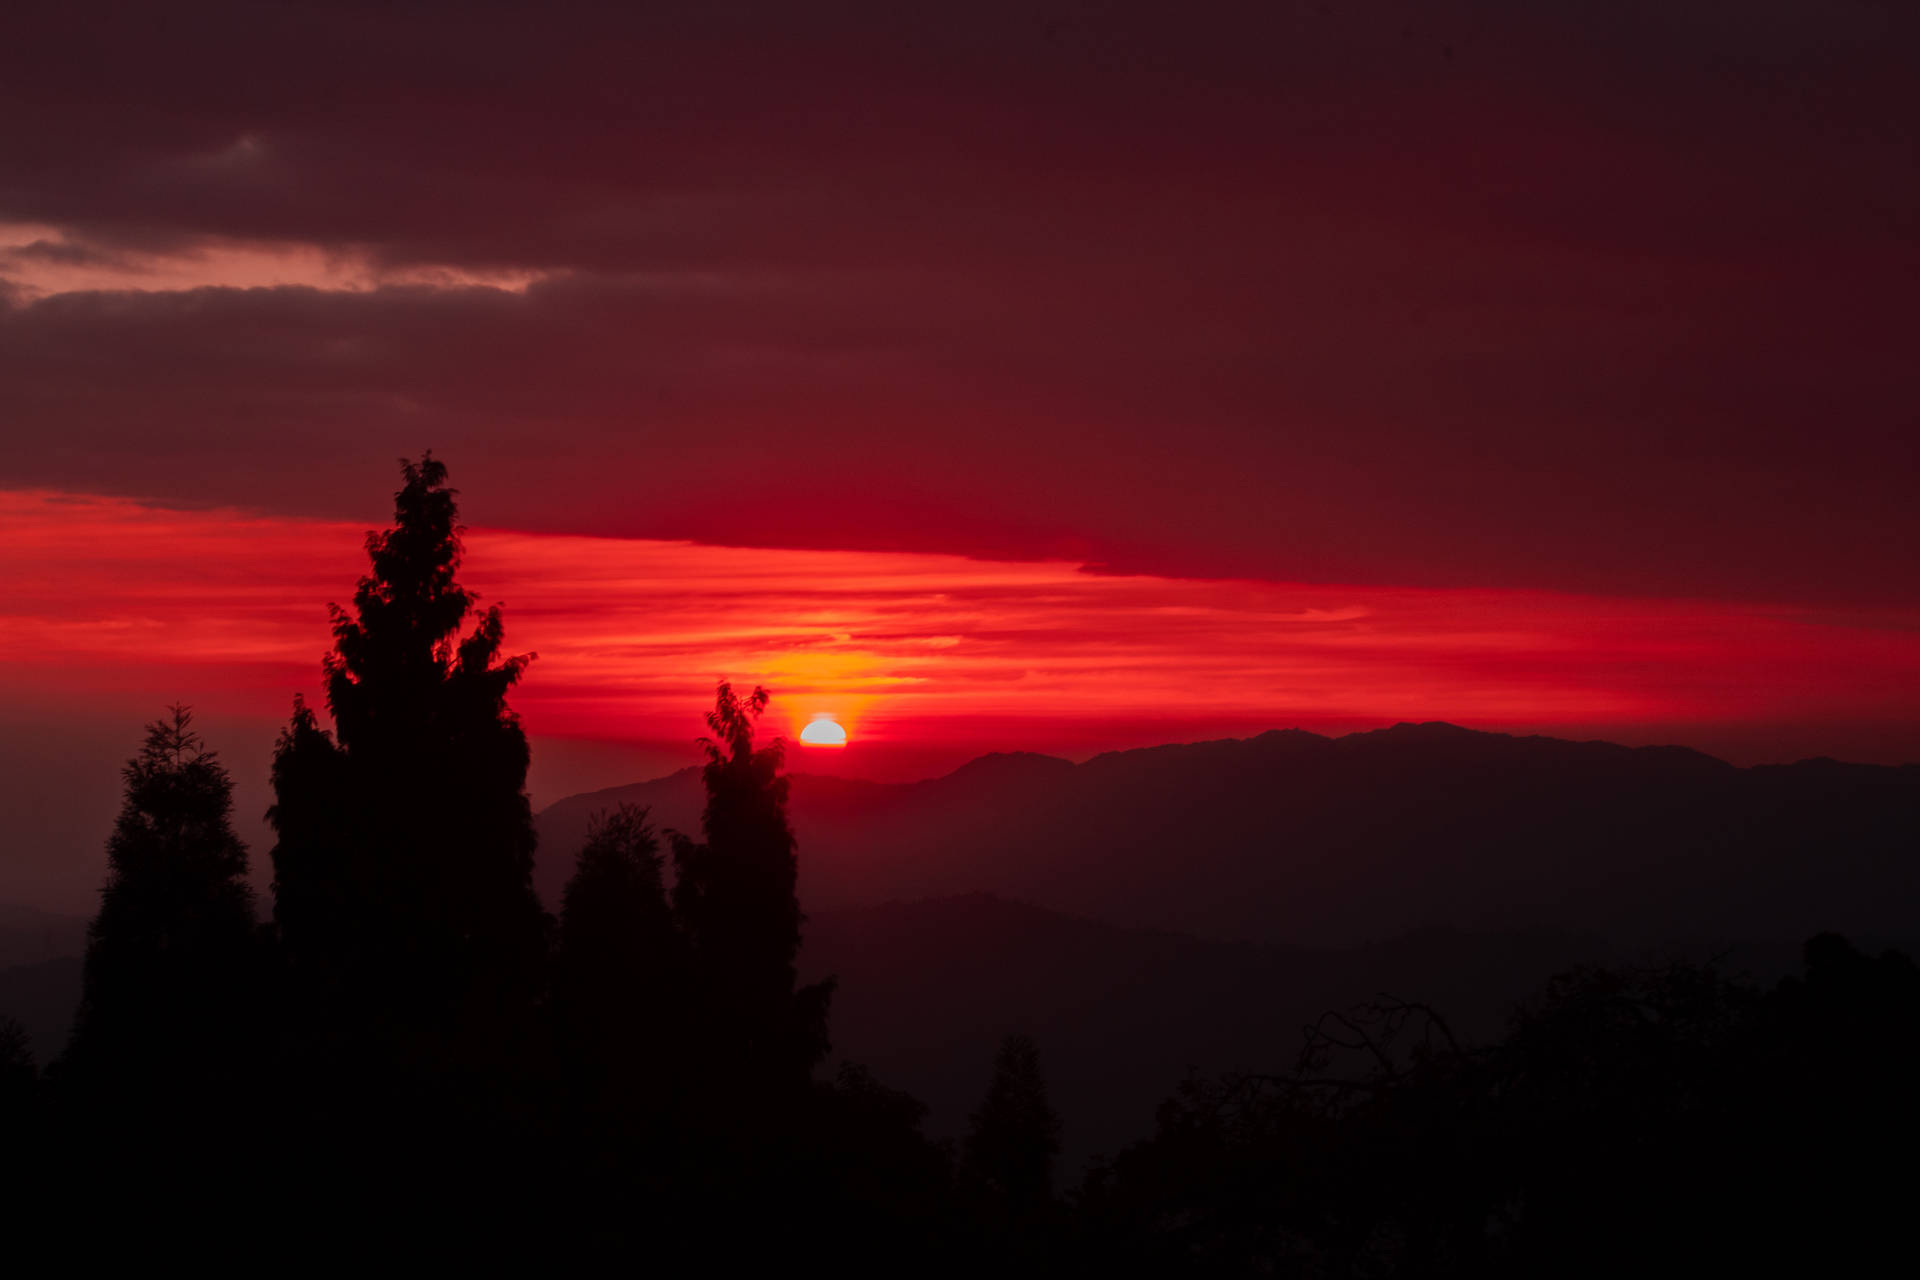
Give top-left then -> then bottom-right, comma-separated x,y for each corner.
800,715 -> 848,747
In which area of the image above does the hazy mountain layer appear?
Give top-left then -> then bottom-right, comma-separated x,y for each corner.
539,723 -> 1920,947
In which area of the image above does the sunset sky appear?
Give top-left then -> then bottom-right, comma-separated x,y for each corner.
3,2 -> 1916,911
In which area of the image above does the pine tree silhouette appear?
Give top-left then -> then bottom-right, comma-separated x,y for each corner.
959,1031 -> 1062,1244
268,454 -> 549,1046
62,706 -> 257,1086
672,682 -> 834,1095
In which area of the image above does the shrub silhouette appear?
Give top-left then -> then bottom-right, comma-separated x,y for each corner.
1082,939 -> 1920,1276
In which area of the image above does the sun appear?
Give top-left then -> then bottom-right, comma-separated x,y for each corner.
799,714 -> 848,747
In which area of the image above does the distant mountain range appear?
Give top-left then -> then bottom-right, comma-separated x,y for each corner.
537,722 -> 1920,948
9,723 -> 1915,1163
0,904 -> 86,1066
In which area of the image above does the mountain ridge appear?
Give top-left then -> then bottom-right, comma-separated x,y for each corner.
535,722 -> 1919,948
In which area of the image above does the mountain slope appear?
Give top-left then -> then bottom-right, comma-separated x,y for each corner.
536,723 -> 1920,946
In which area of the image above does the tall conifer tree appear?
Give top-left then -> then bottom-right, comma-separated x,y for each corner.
959,1032 -> 1062,1242
268,454 -> 547,1040
672,683 -> 833,1092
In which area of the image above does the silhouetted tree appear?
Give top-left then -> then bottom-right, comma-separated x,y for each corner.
671,682 -> 833,1094
959,1032 -> 1062,1253
556,803 -> 682,1129
268,454 -> 548,1045
61,707 -> 257,1085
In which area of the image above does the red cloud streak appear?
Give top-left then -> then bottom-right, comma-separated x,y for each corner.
5,491 -> 1916,772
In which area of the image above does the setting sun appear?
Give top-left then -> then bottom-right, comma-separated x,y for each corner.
800,714 -> 848,747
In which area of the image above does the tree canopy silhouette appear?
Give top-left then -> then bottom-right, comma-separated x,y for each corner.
960,1031 -> 1062,1254
268,453 -> 547,1045
672,682 -> 834,1095
62,706 -> 257,1084
556,803 -> 683,1129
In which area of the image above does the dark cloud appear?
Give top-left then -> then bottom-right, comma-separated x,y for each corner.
1,238 -> 133,267
1,1 -> 1914,603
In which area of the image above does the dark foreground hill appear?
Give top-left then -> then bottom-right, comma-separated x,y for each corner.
803,894 -> 1645,1168
539,723 -> 1920,947
9,889 -> 1788,1167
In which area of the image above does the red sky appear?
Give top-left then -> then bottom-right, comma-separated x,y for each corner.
2,3 -> 1916,909
7,488 -> 1918,764
4,485 -> 1917,911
